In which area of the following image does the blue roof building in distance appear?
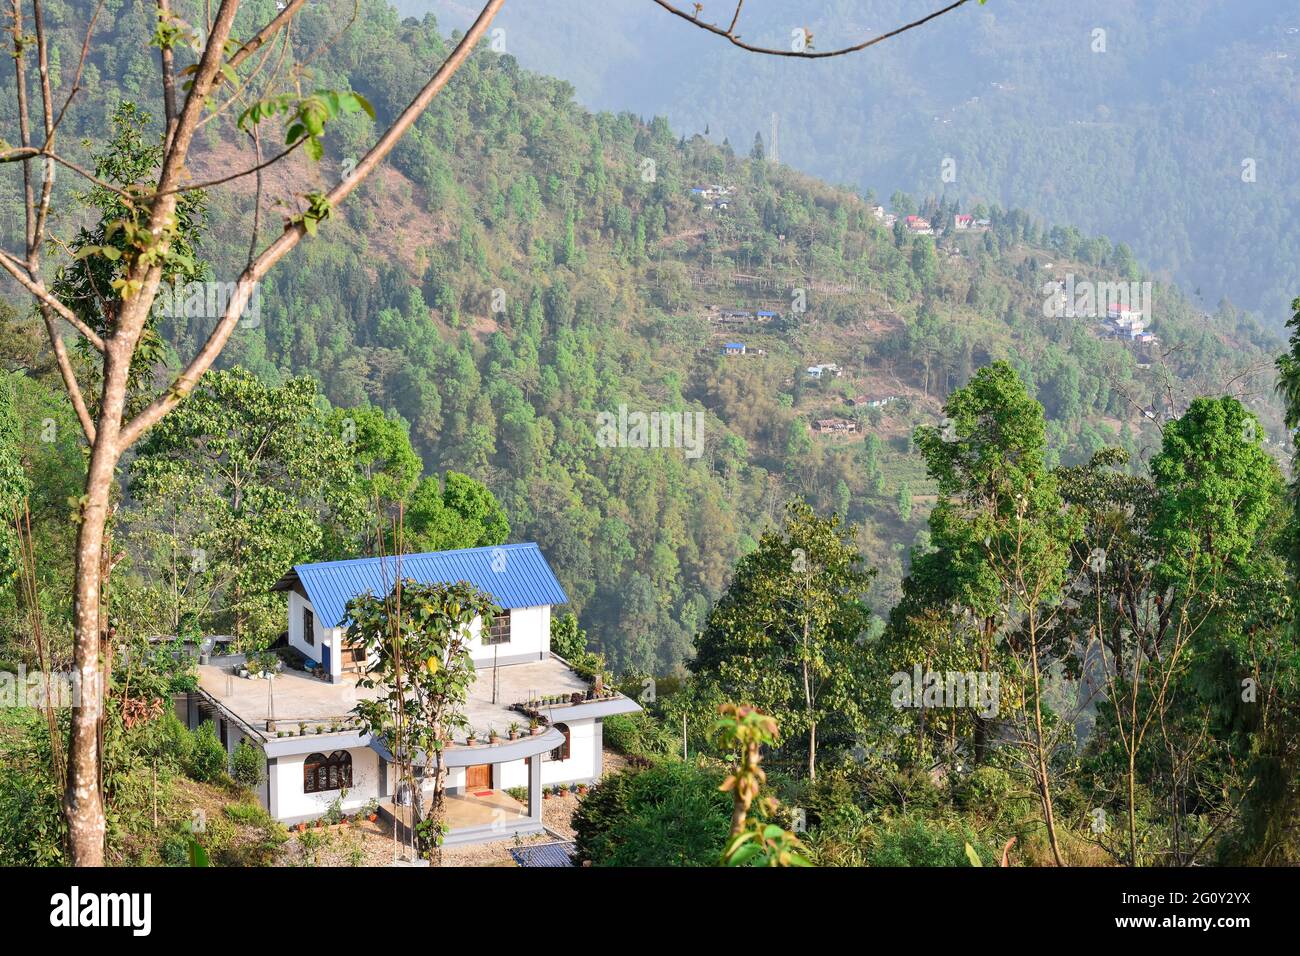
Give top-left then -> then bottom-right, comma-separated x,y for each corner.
270,542 -> 568,629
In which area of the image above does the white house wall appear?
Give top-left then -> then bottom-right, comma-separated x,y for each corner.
496,717 -> 599,790
270,746 -> 381,822
290,590 -> 549,674
287,589 -> 346,680
287,590 -> 325,664
468,604 -> 550,666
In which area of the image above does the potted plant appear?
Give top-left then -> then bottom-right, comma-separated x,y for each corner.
508,722 -> 520,741
488,727 -> 501,744
529,717 -> 541,735
364,798 -> 380,823
466,728 -> 478,746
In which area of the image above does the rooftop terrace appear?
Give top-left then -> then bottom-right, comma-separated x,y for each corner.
196,653 -> 597,744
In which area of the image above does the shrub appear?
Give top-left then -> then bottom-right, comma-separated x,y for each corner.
157,711 -> 194,771
187,721 -> 228,783
573,761 -> 731,866
865,816 -> 995,867
0,712 -> 66,866
160,832 -> 190,866
794,767 -> 869,834
230,740 -> 264,789
602,712 -> 677,759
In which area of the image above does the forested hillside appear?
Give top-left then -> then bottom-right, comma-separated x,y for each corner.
421,0 -> 1300,329
1,0 -> 1288,674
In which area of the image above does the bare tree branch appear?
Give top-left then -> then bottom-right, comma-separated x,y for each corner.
0,248 -> 106,350
9,0 -> 35,253
0,146 -> 138,200
37,305 -> 98,441
651,0 -> 974,58
156,0 -> 179,152
158,130 -> 306,195
246,124 -> 263,269
31,0 -> 56,252
226,0 -> 305,72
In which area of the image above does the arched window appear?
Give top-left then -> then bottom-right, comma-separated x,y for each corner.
550,723 -> 571,762
304,751 -> 353,794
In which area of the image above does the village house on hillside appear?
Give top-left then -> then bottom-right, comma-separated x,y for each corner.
707,306 -> 779,326
179,543 -> 640,846
690,183 -> 734,203
849,392 -> 900,409
722,341 -> 747,355
806,363 -> 842,379
905,215 -> 933,234
812,417 -> 858,434
1103,304 -> 1158,344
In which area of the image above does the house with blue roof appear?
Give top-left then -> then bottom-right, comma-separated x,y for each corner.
183,542 -> 641,846
271,542 -> 569,682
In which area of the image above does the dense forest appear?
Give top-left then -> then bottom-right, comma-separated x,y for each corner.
1,0 -> 1299,869
0,0 -> 1287,676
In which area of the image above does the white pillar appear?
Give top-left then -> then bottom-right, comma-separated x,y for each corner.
528,752 -> 544,820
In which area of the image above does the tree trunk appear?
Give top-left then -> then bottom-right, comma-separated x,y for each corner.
1127,751 -> 1138,866
65,339 -> 131,865
973,618 -> 993,764
1028,616 -> 1065,867
801,618 -> 816,781
427,752 -> 446,865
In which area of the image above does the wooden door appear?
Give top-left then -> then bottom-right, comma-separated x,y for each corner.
466,764 -> 492,791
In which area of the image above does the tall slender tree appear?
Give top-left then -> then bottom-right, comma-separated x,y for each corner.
691,501 -> 874,780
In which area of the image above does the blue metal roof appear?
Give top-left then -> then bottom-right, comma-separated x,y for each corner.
511,841 -> 576,867
276,542 -> 569,628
